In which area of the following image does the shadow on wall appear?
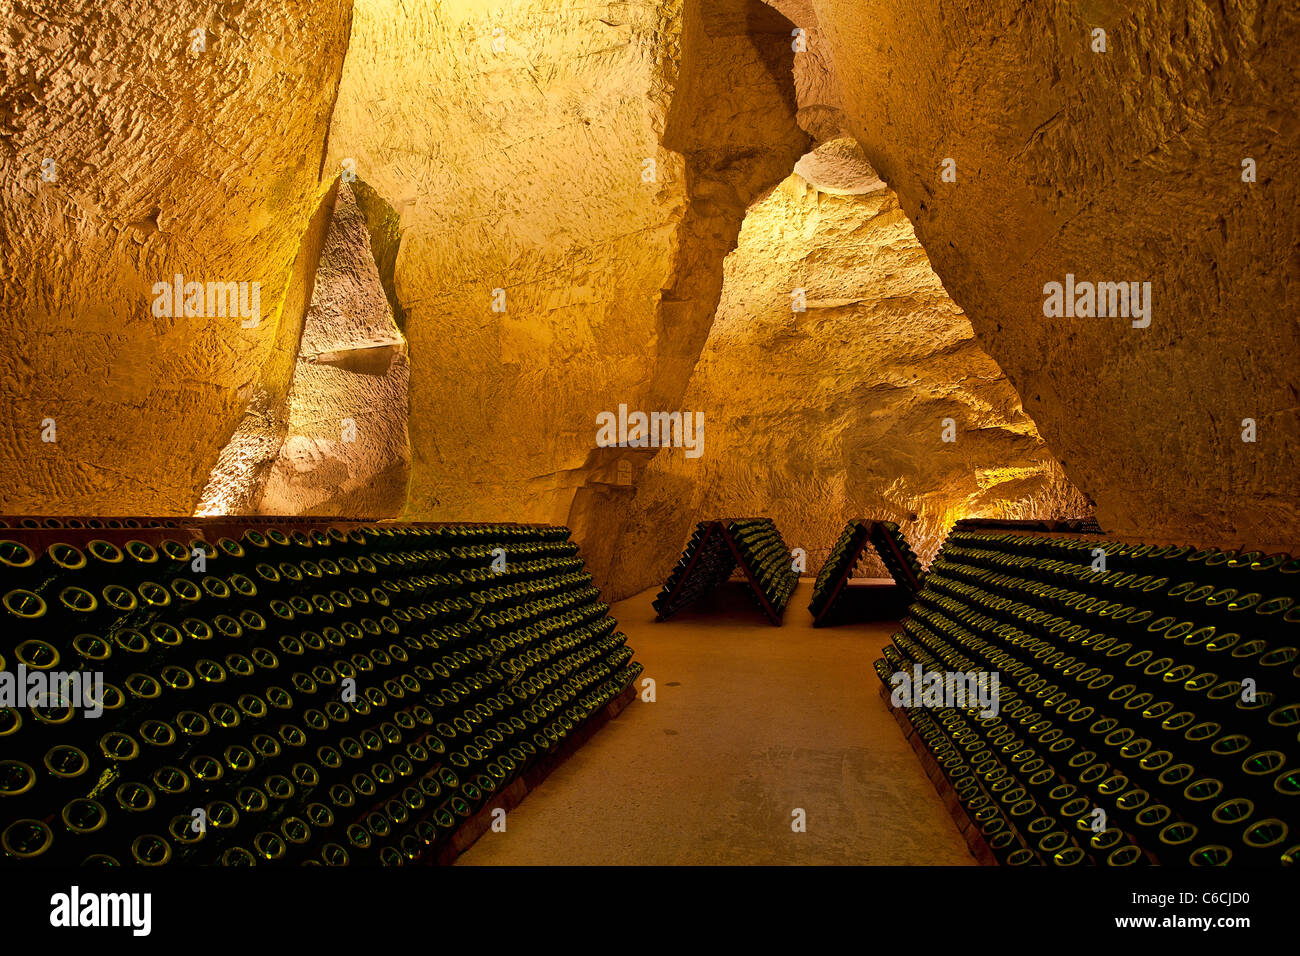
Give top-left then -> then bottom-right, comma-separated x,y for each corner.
564,445 -> 652,589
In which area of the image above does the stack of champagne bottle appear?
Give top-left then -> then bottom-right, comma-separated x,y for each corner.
652,522 -> 738,621
952,517 -> 1103,535
808,519 -> 872,621
727,519 -> 797,618
808,519 -> 923,625
0,521 -> 641,865
870,521 -> 924,590
653,518 -> 796,624
875,527 -> 1299,865
0,518 -> 188,531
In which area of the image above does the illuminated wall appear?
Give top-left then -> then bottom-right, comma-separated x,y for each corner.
2,0 -> 1292,575
809,0 -> 1300,552
0,0 -> 353,514
322,0 -> 809,586
607,150 -> 1090,599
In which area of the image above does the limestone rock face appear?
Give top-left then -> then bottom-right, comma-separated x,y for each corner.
197,181 -> 410,518
607,171 -> 1089,600
766,0 -> 846,143
794,136 -> 885,195
5,0 -> 1288,572
256,183 -> 410,516
194,182 -> 342,517
0,0 -> 354,514
326,0 -> 808,581
811,0 -> 1300,551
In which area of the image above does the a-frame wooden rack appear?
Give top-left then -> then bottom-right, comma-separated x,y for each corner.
652,519 -> 786,626
809,520 -> 924,627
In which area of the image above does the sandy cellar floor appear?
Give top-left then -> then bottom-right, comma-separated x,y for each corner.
458,579 -> 974,865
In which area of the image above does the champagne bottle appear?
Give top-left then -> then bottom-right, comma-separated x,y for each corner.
0,818 -> 52,863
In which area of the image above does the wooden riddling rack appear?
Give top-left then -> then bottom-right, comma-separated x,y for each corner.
951,517 -> 1104,535
808,520 -> 925,627
0,516 -> 642,866
651,518 -> 793,626
0,516 -> 549,553
873,519 -> 1300,866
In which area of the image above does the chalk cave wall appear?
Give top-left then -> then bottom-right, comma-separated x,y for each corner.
0,0 -> 354,513
1,0 -> 1295,593
606,164 -> 1090,600
808,0 -> 1300,552
322,0 -> 811,589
